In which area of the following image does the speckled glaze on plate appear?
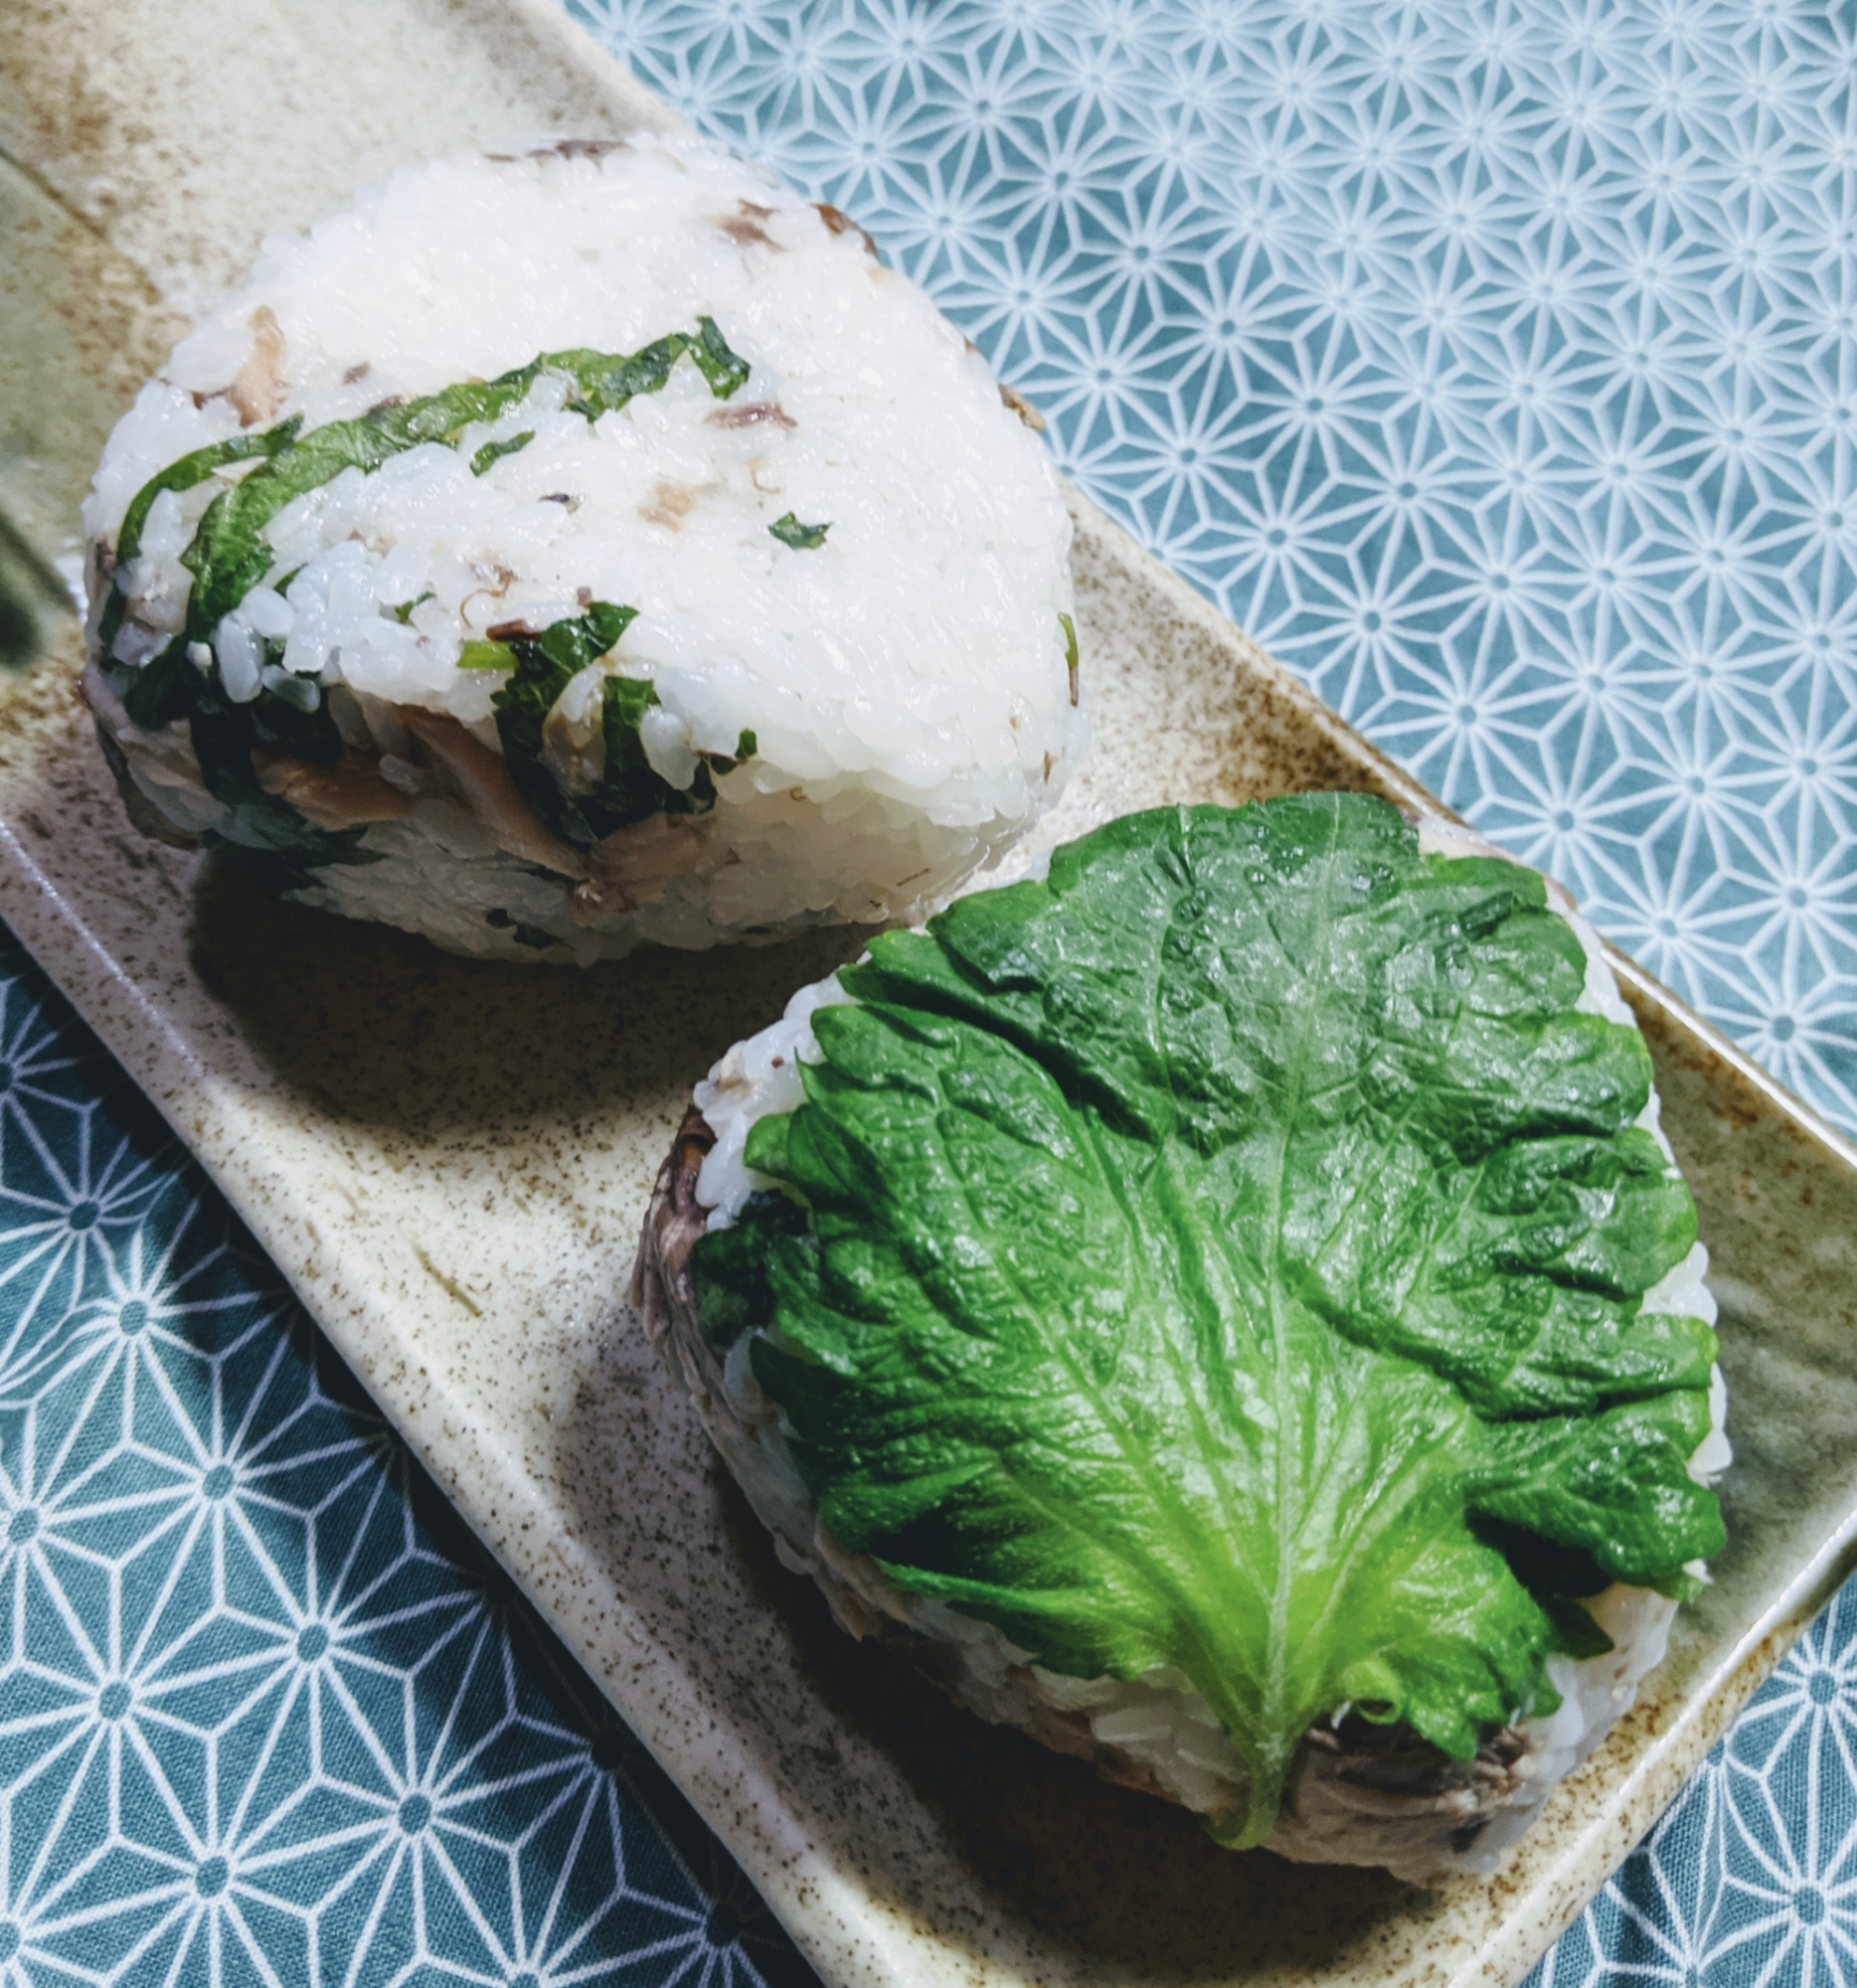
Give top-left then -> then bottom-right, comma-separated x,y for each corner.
4,5 -> 1857,1986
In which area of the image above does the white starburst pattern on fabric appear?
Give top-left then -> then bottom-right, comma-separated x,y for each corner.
575,0 -> 1857,1135
0,934 -> 813,1988
1535,1591 -> 1857,1988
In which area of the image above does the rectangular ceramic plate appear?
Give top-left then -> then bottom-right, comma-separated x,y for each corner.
7,6 -> 1857,1986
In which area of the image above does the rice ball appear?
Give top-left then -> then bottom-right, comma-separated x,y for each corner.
80,135 -> 1083,962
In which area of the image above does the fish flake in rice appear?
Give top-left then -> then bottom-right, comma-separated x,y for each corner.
82,135 -> 1083,961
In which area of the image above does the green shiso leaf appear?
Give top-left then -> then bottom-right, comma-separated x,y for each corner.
690,314 -> 753,398
457,639 -> 517,672
484,601 -> 758,846
700,795 -> 1724,1848
469,429 -> 535,476
767,513 -> 830,550
160,321 -> 749,642
120,639 -> 202,732
97,418 -> 304,658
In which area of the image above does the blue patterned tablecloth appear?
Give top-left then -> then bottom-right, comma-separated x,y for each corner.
6,3 -> 1857,1982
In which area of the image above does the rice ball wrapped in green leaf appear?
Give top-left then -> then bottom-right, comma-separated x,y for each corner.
633,792 -> 1730,1880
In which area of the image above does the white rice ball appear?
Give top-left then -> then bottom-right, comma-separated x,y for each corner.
635,814 -> 1731,1884
81,135 -> 1083,962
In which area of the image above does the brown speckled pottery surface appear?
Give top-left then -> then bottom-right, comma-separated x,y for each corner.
5,4 -> 1857,1986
